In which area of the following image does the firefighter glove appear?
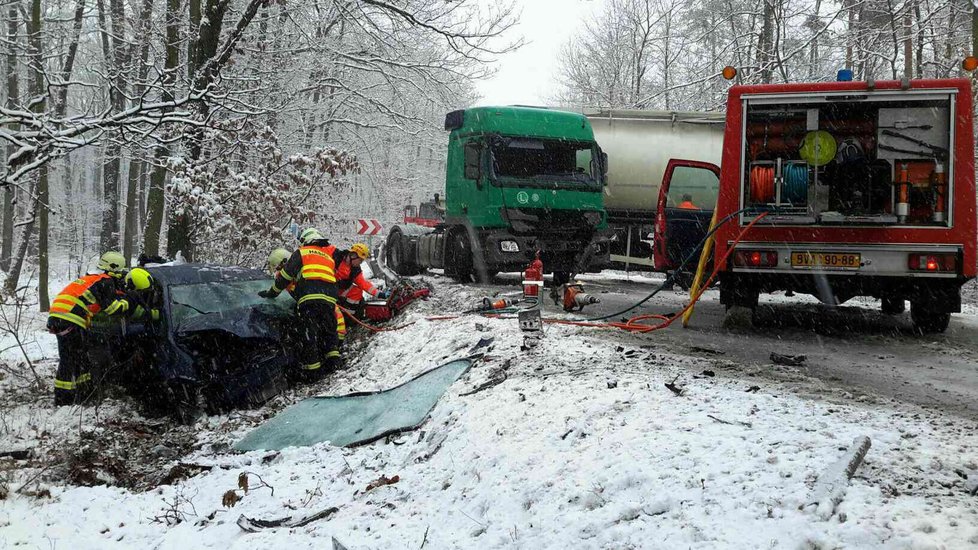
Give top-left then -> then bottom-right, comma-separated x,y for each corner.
258,289 -> 277,299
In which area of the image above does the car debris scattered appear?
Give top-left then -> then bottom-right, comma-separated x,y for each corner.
771,352 -> 807,366
237,506 -> 340,532
665,374 -> 684,396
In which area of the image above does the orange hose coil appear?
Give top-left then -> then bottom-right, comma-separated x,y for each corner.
749,165 -> 775,204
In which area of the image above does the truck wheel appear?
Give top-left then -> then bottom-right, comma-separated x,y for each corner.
910,302 -> 950,334
722,305 -> 755,330
445,229 -> 473,283
881,296 -> 906,315
386,229 -> 422,276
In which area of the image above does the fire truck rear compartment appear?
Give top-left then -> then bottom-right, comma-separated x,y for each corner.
743,95 -> 951,226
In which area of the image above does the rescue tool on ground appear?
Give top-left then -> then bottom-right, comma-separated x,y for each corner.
561,282 -> 600,312
360,278 -> 432,323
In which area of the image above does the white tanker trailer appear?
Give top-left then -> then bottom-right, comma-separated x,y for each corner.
584,109 -> 725,269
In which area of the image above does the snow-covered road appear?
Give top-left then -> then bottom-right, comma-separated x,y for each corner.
498,271 -> 978,422
2,275 -> 978,549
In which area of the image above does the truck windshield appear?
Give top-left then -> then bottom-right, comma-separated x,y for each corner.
489,138 -> 601,190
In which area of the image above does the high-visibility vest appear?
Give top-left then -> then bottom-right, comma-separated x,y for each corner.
49,274 -> 112,329
299,245 -> 337,284
678,200 -> 698,210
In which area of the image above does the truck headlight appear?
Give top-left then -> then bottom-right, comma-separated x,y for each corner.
500,240 -> 520,253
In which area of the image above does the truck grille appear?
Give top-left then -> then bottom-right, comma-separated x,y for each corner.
502,207 -> 602,235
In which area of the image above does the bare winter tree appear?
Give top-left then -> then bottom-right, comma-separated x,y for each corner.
555,0 -> 975,112
1,0 -> 519,302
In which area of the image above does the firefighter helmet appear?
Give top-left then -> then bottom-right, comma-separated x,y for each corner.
125,268 -> 154,292
299,228 -> 324,245
350,243 -> 369,260
267,248 -> 290,273
97,251 -> 127,274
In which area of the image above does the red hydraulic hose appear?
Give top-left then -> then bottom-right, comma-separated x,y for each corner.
344,212 -> 767,335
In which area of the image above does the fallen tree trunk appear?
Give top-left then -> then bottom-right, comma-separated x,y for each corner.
805,436 -> 872,520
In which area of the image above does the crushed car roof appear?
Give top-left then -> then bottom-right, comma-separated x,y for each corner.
144,263 -> 268,285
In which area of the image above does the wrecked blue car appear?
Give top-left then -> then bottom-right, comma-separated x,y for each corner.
111,264 -> 300,421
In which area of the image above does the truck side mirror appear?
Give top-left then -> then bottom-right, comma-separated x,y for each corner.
600,151 -> 609,182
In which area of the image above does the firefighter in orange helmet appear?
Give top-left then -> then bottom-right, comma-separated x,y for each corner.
47,251 -> 133,406
259,228 -> 340,378
333,243 -> 388,327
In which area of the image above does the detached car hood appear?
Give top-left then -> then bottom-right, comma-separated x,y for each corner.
176,304 -> 289,340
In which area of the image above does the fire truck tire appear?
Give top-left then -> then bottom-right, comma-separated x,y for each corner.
722,305 -> 755,330
880,296 -> 906,315
720,275 -> 758,310
910,302 -> 950,333
444,228 -> 474,283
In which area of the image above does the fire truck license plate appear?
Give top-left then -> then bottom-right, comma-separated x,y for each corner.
790,252 -> 861,269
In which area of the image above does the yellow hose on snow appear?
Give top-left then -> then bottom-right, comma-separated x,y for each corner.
682,208 -> 719,328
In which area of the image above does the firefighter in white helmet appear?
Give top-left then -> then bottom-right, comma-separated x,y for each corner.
266,245 -> 348,347
258,229 -> 340,377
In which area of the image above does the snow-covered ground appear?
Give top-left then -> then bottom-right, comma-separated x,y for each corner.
2,278 -> 978,549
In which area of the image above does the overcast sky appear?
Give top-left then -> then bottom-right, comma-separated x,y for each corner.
473,0 -> 603,107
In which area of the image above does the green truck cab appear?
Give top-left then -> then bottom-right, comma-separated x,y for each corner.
386,106 -> 611,282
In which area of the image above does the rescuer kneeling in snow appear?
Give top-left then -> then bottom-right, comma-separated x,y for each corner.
332,242 -> 389,345
47,252 -> 133,406
259,228 -> 340,377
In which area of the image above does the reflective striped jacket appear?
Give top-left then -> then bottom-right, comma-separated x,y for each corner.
48,274 -> 128,329
273,243 -> 338,305
333,250 -> 377,298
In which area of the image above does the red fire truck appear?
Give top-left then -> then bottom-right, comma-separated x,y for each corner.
707,77 -> 975,333
401,194 -> 445,228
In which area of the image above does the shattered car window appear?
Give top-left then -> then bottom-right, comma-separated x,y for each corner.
169,279 -> 293,325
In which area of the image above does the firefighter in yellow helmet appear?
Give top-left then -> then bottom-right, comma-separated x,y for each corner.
259,228 -> 340,378
334,243 -> 386,306
122,268 -> 162,322
47,251 -> 134,406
